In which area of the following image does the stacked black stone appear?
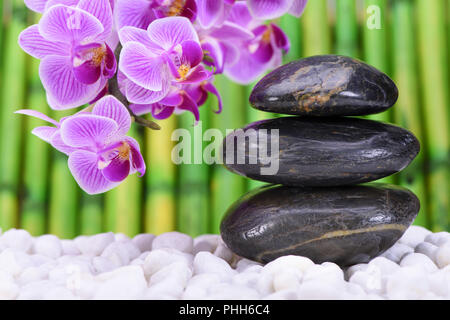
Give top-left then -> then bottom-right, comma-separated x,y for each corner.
220,55 -> 421,267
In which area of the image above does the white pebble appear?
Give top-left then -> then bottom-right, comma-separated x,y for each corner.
61,240 -> 80,256
380,242 -> 413,263
0,229 -> 33,252
297,281 -> 345,300
33,235 -> 62,259
425,232 -> 450,247
193,252 -> 236,280
114,233 -> 130,242
263,289 -> 298,300
399,226 -> 432,248
263,256 -> 314,275
101,241 -> 140,267
400,253 -> 438,273
368,257 -> 400,274
213,239 -> 236,264
303,262 -> 345,287
94,266 -> 147,300
143,249 -> 193,276
149,262 -> 192,288
145,277 -> 184,299
75,232 -> 115,256
193,234 -> 219,254
435,243 -> 450,269
132,234 -> 155,253
91,256 -> 116,274
17,266 -> 48,286
152,232 -> 193,254
386,267 -> 430,299
0,271 -> 19,300
273,267 -> 303,291
207,283 -> 260,300
0,249 -> 32,276
415,242 -> 438,261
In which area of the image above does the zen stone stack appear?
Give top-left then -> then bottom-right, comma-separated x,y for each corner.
220,55 -> 421,267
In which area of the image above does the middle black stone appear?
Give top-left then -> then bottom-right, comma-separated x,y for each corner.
222,116 -> 420,187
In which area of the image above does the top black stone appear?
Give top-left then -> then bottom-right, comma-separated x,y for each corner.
249,55 -> 398,116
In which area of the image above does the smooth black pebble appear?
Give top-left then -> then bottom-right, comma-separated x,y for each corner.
222,116 -> 420,187
220,184 -> 420,266
249,55 -> 398,116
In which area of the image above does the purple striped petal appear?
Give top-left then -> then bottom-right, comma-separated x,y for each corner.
151,104 -> 175,120
203,82 -> 223,113
77,0 -> 113,41
102,154 -> 131,182
24,0 -> 48,13
50,131 -> 77,155
119,42 -> 166,91
208,22 -> 254,41
103,44 -> 117,78
147,17 -> 199,51
44,0 -> 79,10
15,109 -> 60,126
39,5 -> 104,44
31,126 -> 58,143
60,114 -> 119,148
160,92 -> 183,106
19,25 -> 69,60
130,104 -> 152,116
247,0 -> 292,19
288,0 -> 307,17
125,80 -> 168,105
202,40 -> 224,73
181,40 -> 203,67
178,92 -> 199,122
252,40 -> 274,64
271,23 -> 290,51
68,150 -> 119,194
196,0 -> 224,29
224,48 -> 268,84
39,55 -> 102,109
227,2 -> 253,28
178,65 -> 212,84
92,95 -> 131,135
115,0 -> 155,30
73,60 -> 102,85
118,26 -> 163,52
126,137 -> 146,176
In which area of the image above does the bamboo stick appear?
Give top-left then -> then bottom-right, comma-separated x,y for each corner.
335,0 -> 359,58
20,13 -> 50,236
210,75 -> 247,234
144,117 -> 177,235
416,0 -> 449,231
79,194 -> 103,235
104,126 -> 143,237
48,110 -> 79,238
391,0 -> 428,228
300,0 -> 331,56
176,106 -> 210,236
0,0 -> 27,230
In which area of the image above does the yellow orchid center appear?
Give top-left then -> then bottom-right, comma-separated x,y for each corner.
262,26 -> 272,44
91,46 -> 107,67
167,0 -> 185,16
177,64 -> 190,81
117,142 -> 131,161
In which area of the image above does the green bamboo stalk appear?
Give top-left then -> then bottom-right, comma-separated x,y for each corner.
300,0 -> 331,56
104,126 -> 143,236
391,0 -> 428,229
416,0 -> 449,231
20,14 -> 49,236
0,0 -> 27,230
362,0 -> 391,122
335,0 -> 359,58
144,117 -> 176,234
210,75 -> 247,234
279,14 -> 302,62
176,106 -> 210,236
48,110 -> 79,238
79,194 -> 103,235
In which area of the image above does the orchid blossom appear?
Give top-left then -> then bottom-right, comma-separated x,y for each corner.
16,96 -> 145,194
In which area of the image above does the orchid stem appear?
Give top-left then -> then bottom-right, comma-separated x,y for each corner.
108,44 -> 161,131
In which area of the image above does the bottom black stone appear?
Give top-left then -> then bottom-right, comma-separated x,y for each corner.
220,184 -> 420,267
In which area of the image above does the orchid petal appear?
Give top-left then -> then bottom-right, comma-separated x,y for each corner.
68,150 -> 119,194
178,92 -> 199,122
151,104 -> 175,120
15,109 -> 60,126
40,55 -> 102,109
196,0 -> 224,29
31,126 -> 58,143
44,0 -> 79,10
289,0 -> 308,17
19,25 -> 69,60
60,114 -> 119,148
181,40 -> 203,68
118,26 -> 163,52
77,0 -> 113,41
115,0 -> 155,30
92,95 -> 131,135
203,82 -> 223,113
208,21 -> 254,41
227,2 -> 253,28
147,17 -> 199,51
247,0 -> 292,20
271,23 -> 290,52
160,92 -> 183,106
73,61 -> 102,85
39,5 -> 104,44
179,65 -> 212,84
103,44 -> 117,78
24,0 -> 48,13
125,80 -> 168,105
224,49 -> 268,84
102,154 -> 131,182
202,40 -> 224,73
130,104 -> 152,116
252,41 -> 274,64
50,131 -> 77,155
119,42 -> 166,91
126,137 -> 146,176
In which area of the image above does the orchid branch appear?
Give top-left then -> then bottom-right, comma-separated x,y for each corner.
108,45 -> 161,131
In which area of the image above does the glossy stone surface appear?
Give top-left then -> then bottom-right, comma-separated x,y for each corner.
222,117 -> 419,187
249,55 -> 398,116
220,184 -> 420,266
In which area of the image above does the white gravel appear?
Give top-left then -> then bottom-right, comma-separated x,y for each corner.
0,226 -> 449,300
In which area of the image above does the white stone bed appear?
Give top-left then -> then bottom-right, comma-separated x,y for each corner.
0,226 -> 449,300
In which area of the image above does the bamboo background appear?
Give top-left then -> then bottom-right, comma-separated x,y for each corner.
0,0 -> 449,238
